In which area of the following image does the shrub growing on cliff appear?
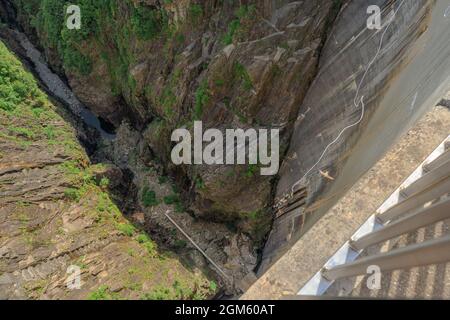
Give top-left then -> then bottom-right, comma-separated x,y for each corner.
222,4 -> 256,44
62,47 -> 93,76
99,177 -> 110,189
0,42 -> 40,111
163,194 -> 179,205
136,233 -> 157,256
35,0 -> 65,47
189,4 -> 203,23
117,222 -> 136,236
64,188 -> 80,201
88,285 -> 119,300
141,280 -> 204,300
142,286 -> 172,300
234,62 -> 253,91
142,186 -> 158,207
194,81 -> 210,120
163,192 -> 184,213
131,6 -> 166,40
223,19 -> 240,45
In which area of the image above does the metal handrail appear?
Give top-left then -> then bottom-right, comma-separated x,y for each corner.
320,138 -> 450,282
378,176 -> 450,223
322,234 -> 450,281
350,197 -> 450,251
298,136 -> 450,296
423,147 -> 450,172
400,158 -> 450,197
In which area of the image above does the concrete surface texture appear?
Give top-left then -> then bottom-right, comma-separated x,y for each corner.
261,0 -> 450,271
242,105 -> 450,299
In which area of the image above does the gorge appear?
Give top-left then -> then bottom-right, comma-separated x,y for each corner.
1,0 -> 449,299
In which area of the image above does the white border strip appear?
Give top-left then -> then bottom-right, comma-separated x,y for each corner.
298,134 -> 450,296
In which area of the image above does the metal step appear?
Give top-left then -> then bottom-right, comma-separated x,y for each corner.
322,234 -> 450,281
401,157 -> 450,197
423,147 -> 450,173
378,176 -> 450,223
351,197 -> 450,250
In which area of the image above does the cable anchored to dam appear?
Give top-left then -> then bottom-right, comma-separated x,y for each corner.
276,0 -> 407,210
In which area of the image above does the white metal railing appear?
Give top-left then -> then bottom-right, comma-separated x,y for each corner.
299,135 -> 450,296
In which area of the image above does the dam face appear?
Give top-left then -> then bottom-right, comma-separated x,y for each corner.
260,0 -> 450,272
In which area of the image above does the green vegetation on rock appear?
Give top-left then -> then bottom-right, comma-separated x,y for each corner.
222,4 -> 256,45
0,40 -> 217,300
0,40 -> 84,155
194,80 -> 210,120
142,186 -> 158,207
13,0 -> 169,77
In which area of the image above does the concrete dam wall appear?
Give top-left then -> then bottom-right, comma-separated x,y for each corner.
260,0 -> 450,272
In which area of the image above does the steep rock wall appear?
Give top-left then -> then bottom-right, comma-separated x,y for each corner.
5,0 -> 342,245
0,41 -> 215,299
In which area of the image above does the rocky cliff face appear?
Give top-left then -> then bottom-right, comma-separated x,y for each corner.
0,40 -> 215,299
5,0 -> 343,245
